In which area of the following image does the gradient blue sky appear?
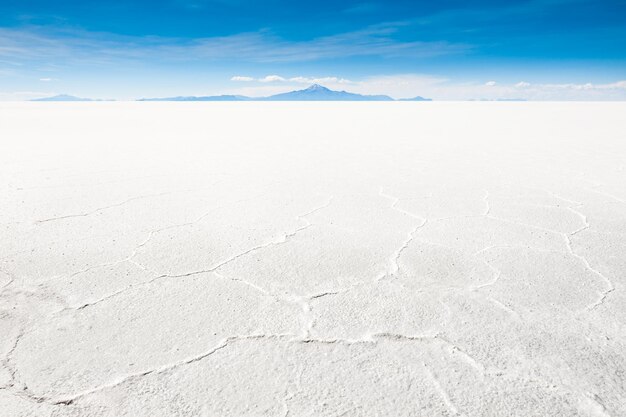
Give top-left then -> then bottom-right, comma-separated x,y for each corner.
1,0 -> 625,100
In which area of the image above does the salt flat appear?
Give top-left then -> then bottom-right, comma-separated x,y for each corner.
1,102 -> 625,417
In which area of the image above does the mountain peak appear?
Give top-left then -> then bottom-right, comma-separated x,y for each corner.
262,84 -> 394,101
305,84 -> 330,92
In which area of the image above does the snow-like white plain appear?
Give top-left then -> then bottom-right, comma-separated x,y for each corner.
1,102 -> 625,417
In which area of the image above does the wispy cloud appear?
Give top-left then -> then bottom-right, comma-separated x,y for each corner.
289,76 -> 353,84
0,23 -> 469,69
230,75 -> 254,81
158,24 -> 468,63
538,80 -> 626,90
231,75 -> 354,84
422,78 -> 626,100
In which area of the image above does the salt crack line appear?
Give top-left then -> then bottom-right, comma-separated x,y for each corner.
213,270 -> 271,296
380,220 -> 427,281
299,332 -> 437,345
3,328 -> 25,389
423,363 -> 467,417
0,268 -> 15,294
482,189 -> 491,216
473,244 -> 562,257
28,217 -> 208,290
34,192 -> 172,224
284,294 -> 316,339
20,331 -> 487,406
19,190 -> 277,287
299,332 -> 486,374
471,215 -> 615,312
564,234 -> 615,311
560,205 -> 615,311
378,187 -> 428,280
567,206 -> 590,236
65,190 -> 280,279
67,197 -> 334,311
432,335 -> 486,374
281,285 -> 370,340
581,393 -> 614,417
162,196 -> 335,279
378,186 -> 426,220
48,334 -> 294,406
533,187 -> 584,208
482,296 -> 522,321
65,251 -> 282,312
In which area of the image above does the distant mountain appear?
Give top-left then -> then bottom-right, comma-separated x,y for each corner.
137,85 -> 429,102
31,94 -> 95,102
138,95 -> 249,102
399,96 -> 432,102
263,84 -> 394,101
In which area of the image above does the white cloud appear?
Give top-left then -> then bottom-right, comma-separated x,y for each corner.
230,76 -> 253,82
515,81 -> 531,88
288,76 -> 353,85
572,81 -> 626,90
258,75 -> 286,83
242,75 -> 354,85
485,81 -> 497,86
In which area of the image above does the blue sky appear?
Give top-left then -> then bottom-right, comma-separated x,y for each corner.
1,0 -> 625,100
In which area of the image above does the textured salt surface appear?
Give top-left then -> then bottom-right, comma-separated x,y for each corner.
0,102 -> 625,416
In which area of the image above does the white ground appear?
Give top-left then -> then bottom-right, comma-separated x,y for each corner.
1,102 -> 625,417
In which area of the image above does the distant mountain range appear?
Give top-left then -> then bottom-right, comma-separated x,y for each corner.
260,84 -> 394,101
31,94 -> 95,102
139,84 -> 432,102
32,85 -> 433,102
